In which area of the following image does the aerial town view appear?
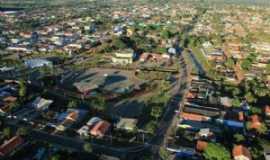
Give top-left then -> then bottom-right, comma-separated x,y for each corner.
0,0 -> 270,159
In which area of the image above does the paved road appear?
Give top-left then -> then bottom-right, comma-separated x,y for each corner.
150,54 -> 189,159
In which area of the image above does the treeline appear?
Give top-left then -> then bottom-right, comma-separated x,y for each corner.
0,0 -> 102,9
178,0 -> 270,6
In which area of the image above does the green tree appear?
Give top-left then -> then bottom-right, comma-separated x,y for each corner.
83,143 -> 92,153
254,87 -> 268,97
241,53 -> 257,71
151,106 -> 162,121
16,127 -> 29,136
257,123 -> 268,135
241,59 -> 252,70
3,127 -> 11,138
112,36 -> 126,49
18,79 -> 26,98
91,95 -> 106,111
160,29 -> 172,39
232,98 -> 241,107
51,154 -> 60,160
232,87 -> 240,97
250,139 -> 265,159
67,100 -> 77,108
10,102 -> 20,111
159,147 -> 170,160
245,92 -> 257,103
144,120 -> 157,135
203,143 -> 231,160
233,133 -> 245,143
266,63 -> 270,74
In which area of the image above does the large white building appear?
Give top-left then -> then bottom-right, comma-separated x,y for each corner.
111,49 -> 135,65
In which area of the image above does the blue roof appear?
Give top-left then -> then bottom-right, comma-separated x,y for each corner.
24,58 -> 52,68
224,120 -> 244,128
175,149 -> 195,157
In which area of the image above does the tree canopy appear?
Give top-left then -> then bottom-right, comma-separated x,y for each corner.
203,143 -> 231,160
83,143 -> 93,153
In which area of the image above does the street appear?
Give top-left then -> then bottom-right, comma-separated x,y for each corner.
150,54 -> 189,160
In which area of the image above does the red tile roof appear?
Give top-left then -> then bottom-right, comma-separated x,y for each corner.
3,96 -> 17,103
66,111 -> 78,122
196,140 -> 208,152
0,136 -> 23,157
238,112 -> 244,121
181,112 -> 210,121
186,91 -> 197,99
249,115 -> 261,129
90,120 -> 110,137
232,145 -> 252,160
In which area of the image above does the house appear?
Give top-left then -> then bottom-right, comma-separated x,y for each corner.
0,96 -> 18,113
168,47 -> 177,55
7,46 -> 29,52
248,115 -> 262,130
220,97 -> 233,107
232,145 -> 252,160
19,32 -> 32,38
265,105 -> 270,126
90,120 -> 111,138
0,136 -> 24,157
116,118 -> 138,131
65,111 -> 79,122
113,25 -> 126,36
24,59 -> 53,69
196,140 -> 208,152
196,128 -> 215,140
265,105 -> 270,117
202,41 -> 213,49
78,117 -> 102,137
241,101 -> 250,111
264,146 -> 270,160
99,154 -> 120,160
87,117 -> 102,127
77,125 -> 90,137
178,119 -> 221,133
3,95 -> 17,102
239,112 -> 244,121
56,109 -> 87,131
221,120 -> 244,130
0,67 -> 15,73
181,112 -> 211,122
111,49 -> 135,65
139,53 -> 150,62
183,102 -> 221,117
201,47 -> 225,62
223,109 -> 245,122
31,97 -> 53,111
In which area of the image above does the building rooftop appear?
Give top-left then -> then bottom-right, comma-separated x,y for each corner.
116,118 -> 138,131
232,145 -> 252,160
0,136 -> 24,157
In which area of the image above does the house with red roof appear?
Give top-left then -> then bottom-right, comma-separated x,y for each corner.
181,112 -> 210,122
232,145 -> 252,160
196,140 -> 208,152
0,136 -> 24,157
90,120 -> 111,138
248,115 -> 262,130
